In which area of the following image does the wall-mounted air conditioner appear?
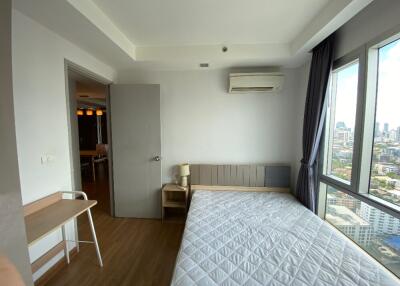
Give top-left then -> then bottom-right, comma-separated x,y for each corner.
228,72 -> 284,93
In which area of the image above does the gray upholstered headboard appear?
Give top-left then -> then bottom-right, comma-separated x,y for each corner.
189,164 -> 290,188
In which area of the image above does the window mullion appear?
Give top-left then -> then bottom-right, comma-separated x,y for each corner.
319,174 -> 352,192
351,47 -> 367,194
322,178 -> 400,220
326,74 -> 337,176
358,46 -> 378,195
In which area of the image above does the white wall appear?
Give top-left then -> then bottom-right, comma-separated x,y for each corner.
334,0 -> 400,59
12,10 -> 116,281
118,67 -> 309,186
0,1 -> 32,285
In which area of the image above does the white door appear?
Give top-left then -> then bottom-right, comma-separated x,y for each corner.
110,84 -> 161,218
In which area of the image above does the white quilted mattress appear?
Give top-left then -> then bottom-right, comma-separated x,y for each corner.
171,190 -> 400,286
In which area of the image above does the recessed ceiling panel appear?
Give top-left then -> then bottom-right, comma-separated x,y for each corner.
93,0 -> 330,46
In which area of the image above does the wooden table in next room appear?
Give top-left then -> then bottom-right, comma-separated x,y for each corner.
80,150 -> 97,181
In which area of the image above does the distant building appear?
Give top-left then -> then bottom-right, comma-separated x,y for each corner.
374,163 -> 399,175
336,121 -> 347,129
384,123 -> 389,134
334,129 -> 352,144
326,205 -> 371,245
359,202 -> 400,236
378,154 -> 391,162
333,148 -> 353,160
390,130 -> 397,142
396,127 -> 400,142
327,193 -> 359,211
387,147 -> 400,157
388,189 -> 400,198
375,122 -> 381,138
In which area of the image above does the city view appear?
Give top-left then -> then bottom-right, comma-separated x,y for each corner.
331,120 -> 400,206
326,187 -> 400,277
325,38 -> 400,277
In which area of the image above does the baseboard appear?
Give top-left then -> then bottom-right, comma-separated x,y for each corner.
34,247 -> 78,286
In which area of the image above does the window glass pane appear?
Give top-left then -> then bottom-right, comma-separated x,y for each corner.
370,38 -> 400,205
324,184 -> 400,277
323,61 -> 359,183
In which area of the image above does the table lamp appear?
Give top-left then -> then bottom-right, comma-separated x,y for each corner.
179,163 -> 190,187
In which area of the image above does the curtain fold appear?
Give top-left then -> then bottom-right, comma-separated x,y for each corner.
296,35 -> 335,213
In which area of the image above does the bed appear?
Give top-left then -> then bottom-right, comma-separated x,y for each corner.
170,164 -> 399,286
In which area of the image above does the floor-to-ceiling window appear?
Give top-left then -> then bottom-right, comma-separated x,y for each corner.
319,33 -> 400,277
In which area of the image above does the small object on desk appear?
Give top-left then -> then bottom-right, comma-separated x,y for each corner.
179,163 -> 190,187
162,184 -> 189,223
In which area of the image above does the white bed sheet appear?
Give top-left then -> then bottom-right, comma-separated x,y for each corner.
171,190 -> 399,286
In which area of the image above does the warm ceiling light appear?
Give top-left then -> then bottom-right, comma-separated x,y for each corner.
96,109 -> 103,116
86,109 -> 94,116
76,109 -> 84,116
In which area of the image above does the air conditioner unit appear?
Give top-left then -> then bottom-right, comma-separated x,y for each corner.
228,72 -> 284,93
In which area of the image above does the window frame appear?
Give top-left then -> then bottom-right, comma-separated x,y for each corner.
318,48 -> 366,217
360,31 -> 400,215
318,27 -> 400,221
319,50 -> 366,192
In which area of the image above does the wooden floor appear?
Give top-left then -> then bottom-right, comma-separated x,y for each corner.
46,163 -> 185,286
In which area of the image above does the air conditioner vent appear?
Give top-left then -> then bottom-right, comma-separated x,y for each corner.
231,87 -> 274,92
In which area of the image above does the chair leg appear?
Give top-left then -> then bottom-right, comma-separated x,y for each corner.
87,209 -> 103,267
61,225 -> 70,264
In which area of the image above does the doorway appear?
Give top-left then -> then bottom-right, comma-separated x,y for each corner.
65,63 -> 114,217
66,61 -> 162,220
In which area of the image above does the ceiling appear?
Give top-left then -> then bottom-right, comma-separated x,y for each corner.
92,0 -> 329,46
13,0 -> 374,71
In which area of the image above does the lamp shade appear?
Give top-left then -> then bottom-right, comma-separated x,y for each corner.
179,163 -> 190,176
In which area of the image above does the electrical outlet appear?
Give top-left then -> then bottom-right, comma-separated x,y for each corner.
41,154 -> 55,164
41,155 -> 48,164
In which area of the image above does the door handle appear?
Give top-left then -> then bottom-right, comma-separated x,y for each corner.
153,156 -> 161,161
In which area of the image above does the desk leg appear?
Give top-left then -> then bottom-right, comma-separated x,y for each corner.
92,157 -> 96,182
61,225 -> 70,264
87,209 -> 103,267
74,219 -> 80,253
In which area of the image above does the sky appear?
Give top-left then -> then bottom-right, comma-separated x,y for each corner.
376,39 -> 400,131
332,38 -> 400,131
332,61 -> 358,130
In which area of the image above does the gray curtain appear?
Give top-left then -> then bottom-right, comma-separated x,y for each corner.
296,35 -> 334,212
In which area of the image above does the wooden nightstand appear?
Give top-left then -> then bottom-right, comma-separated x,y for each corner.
162,184 -> 189,223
